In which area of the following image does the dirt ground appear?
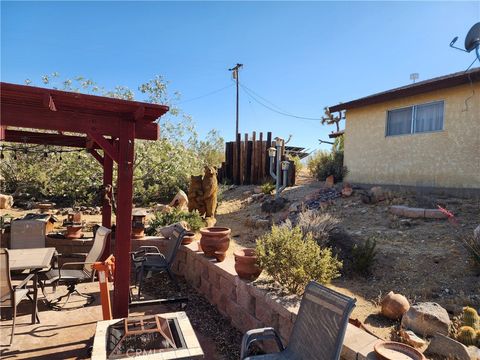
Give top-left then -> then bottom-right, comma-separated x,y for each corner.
2,171 -> 479,342
215,170 -> 480,340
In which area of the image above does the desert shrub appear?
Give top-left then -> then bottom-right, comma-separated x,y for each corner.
260,182 -> 276,195
460,234 -> 480,267
307,150 -> 329,176
256,225 -> 342,294
351,237 -> 377,276
297,210 -> 340,246
314,151 -> 348,182
146,208 -> 204,235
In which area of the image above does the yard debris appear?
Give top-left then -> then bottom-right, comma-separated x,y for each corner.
0,194 -> 13,209
389,205 -> 448,219
401,302 -> 451,337
261,197 -> 288,213
304,188 -> 340,210
399,329 -> 427,348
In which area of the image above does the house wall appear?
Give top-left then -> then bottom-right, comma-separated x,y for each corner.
344,83 -> 480,189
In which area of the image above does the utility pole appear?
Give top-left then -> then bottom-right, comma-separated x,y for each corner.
229,63 -> 243,140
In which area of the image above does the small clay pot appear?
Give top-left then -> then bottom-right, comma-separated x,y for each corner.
381,291 -> 410,320
65,225 -> 83,239
199,227 -> 231,257
214,251 -> 226,262
234,248 -> 262,281
182,231 -> 195,245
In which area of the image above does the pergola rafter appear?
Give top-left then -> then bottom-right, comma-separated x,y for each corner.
0,82 -> 169,318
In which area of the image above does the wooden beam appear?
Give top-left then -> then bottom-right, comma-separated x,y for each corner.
88,149 -> 104,165
87,130 -> 119,163
3,129 -> 99,148
1,103 -> 159,140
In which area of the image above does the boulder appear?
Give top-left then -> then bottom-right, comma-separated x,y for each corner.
325,175 -> 335,188
169,190 -> 189,211
401,302 -> 451,337
0,194 -> 14,209
341,183 -> 353,197
474,224 -> 480,242
370,186 -> 386,202
426,333 -> 471,360
261,197 -> 288,213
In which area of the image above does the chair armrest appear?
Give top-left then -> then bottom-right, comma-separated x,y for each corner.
59,261 -> 97,271
138,246 -> 160,253
15,273 -> 35,289
240,327 -> 284,359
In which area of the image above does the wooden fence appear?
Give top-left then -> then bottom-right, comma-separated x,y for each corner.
218,132 -> 295,186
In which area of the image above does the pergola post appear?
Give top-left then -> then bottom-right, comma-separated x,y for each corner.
112,121 -> 135,318
101,153 -> 113,260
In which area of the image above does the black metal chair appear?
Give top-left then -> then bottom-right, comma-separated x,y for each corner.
131,223 -> 186,298
41,226 -> 111,310
240,281 -> 356,360
0,248 -> 39,345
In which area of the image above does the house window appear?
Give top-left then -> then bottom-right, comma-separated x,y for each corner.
386,101 -> 444,136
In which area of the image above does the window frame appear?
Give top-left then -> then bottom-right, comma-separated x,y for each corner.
385,100 -> 445,137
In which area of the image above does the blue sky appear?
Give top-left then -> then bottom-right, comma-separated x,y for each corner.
1,1 -> 479,152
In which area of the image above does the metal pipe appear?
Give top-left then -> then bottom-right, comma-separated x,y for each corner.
269,156 -> 277,180
275,142 -> 281,198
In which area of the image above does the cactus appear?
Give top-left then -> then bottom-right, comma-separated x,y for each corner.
462,306 -> 480,330
456,326 -> 477,346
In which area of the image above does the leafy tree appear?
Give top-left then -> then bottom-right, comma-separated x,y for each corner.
1,73 -> 224,206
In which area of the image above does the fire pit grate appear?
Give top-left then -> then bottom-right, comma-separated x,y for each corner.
106,315 -> 186,359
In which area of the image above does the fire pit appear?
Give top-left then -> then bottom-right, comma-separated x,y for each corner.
92,312 -> 203,359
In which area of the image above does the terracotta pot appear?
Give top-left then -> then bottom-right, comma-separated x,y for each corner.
214,251 -> 226,262
65,225 -> 83,239
381,291 -> 410,320
197,241 -> 202,252
182,231 -> 195,245
199,227 -> 231,257
131,226 -> 145,239
234,248 -> 262,281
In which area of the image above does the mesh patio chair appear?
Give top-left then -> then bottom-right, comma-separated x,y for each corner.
240,281 -> 356,360
41,226 -> 111,310
131,223 -> 186,298
0,248 -> 39,345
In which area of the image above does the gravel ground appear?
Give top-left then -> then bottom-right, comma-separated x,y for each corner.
140,273 -> 244,360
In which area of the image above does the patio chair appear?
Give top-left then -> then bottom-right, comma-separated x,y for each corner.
240,281 -> 356,360
41,226 -> 111,310
0,248 -> 39,345
131,223 -> 186,298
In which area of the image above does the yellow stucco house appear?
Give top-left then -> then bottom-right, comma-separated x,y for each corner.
328,68 -> 480,192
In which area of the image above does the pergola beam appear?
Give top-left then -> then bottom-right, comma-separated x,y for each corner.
3,129 -> 100,148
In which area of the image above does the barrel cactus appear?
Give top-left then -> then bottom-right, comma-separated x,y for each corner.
462,306 -> 479,330
457,326 -> 477,346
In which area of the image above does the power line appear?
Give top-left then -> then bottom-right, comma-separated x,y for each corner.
239,83 -> 322,121
178,83 -> 234,104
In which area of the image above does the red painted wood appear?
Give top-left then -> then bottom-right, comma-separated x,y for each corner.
4,129 -> 98,148
88,149 -> 104,165
2,104 -> 159,141
87,130 -> 119,163
0,126 -> 5,141
100,153 -> 113,261
112,120 -> 135,318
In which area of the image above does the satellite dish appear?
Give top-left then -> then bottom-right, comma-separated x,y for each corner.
465,22 -> 480,52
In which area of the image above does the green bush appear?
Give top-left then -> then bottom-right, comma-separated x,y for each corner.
260,182 -> 276,195
256,225 -> 342,294
146,208 -> 205,236
351,237 -> 377,276
307,150 -> 348,182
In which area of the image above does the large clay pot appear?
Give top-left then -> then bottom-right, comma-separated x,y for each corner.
182,231 -> 196,245
65,225 -> 83,239
381,291 -> 410,320
199,227 -> 231,257
234,248 -> 262,281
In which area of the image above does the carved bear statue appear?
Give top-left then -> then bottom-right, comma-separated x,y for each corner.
187,175 -> 206,215
202,166 -> 218,218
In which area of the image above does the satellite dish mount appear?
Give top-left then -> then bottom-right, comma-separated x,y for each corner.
450,22 -> 480,70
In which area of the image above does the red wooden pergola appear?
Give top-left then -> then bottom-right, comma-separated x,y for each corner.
0,82 -> 169,318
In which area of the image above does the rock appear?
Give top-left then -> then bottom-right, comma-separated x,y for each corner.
251,193 -> 265,202
399,329 -> 427,348
0,194 -> 14,209
261,197 -> 288,213
325,175 -> 335,188
467,346 -> 480,360
370,186 -> 386,202
341,183 -> 353,197
243,190 -> 253,196
154,204 -> 172,213
288,201 -> 302,213
381,291 -> 410,320
474,225 -> 480,242
253,186 -> 263,194
169,190 -> 189,211
401,302 -> 451,337
255,219 -> 270,229
426,333 -> 471,360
